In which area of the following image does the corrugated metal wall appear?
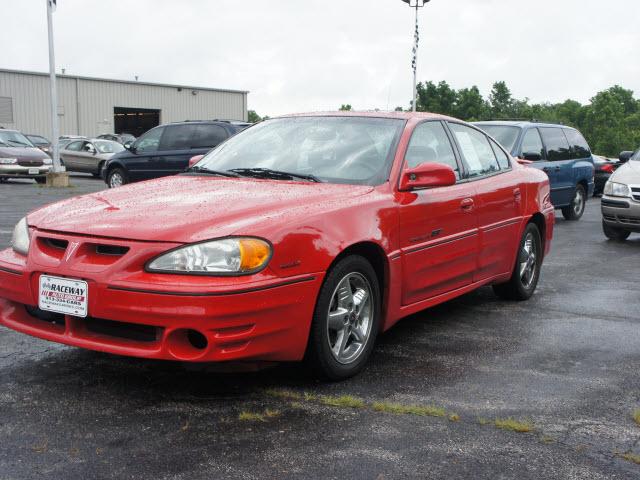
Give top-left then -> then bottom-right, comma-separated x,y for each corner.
0,69 -> 247,139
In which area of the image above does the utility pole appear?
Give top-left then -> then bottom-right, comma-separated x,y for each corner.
46,0 -> 68,186
400,0 -> 431,112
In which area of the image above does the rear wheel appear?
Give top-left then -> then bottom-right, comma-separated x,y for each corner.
35,177 -> 46,184
107,168 -> 127,188
493,223 -> 542,301
306,255 -> 381,380
561,184 -> 586,220
602,220 -> 630,241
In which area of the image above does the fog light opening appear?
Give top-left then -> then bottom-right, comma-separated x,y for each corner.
187,330 -> 208,350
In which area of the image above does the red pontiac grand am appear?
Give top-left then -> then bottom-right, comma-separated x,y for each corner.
0,112 -> 554,380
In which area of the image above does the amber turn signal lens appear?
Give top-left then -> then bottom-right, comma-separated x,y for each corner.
238,238 -> 271,271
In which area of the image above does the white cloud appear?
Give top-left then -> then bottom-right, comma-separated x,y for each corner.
1,0 -> 639,116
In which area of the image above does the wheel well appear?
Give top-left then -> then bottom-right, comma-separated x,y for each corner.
578,179 -> 589,193
330,242 -> 389,326
529,213 -> 546,252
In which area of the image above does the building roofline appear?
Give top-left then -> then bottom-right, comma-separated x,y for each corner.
0,68 -> 249,95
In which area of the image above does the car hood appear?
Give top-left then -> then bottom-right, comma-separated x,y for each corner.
611,160 -> 640,184
28,175 -> 374,243
0,146 -> 48,160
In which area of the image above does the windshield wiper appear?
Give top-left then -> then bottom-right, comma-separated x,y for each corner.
6,140 -> 29,147
185,166 -> 239,178
229,167 -> 321,183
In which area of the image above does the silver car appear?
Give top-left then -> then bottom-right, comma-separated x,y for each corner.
601,149 -> 640,240
60,139 -> 125,177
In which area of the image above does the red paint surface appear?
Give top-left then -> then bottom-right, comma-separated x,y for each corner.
0,112 -> 554,363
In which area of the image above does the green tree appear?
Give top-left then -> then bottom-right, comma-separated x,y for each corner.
489,81 -> 514,119
416,81 -> 456,116
454,86 -> 487,121
339,104 -> 352,111
247,110 -> 262,123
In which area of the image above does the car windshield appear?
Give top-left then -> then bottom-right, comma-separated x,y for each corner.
631,149 -> 640,161
0,130 -> 34,148
196,116 -> 404,185
26,135 -> 49,145
94,140 -> 125,154
475,125 -> 520,152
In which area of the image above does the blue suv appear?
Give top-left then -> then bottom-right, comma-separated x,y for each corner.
474,121 -> 594,220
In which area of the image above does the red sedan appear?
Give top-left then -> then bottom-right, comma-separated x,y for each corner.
0,112 -> 554,380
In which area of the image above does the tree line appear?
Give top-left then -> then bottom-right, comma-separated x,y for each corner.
411,80 -> 640,157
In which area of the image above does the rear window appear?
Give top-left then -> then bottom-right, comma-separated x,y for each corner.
539,127 -> 571,161
190,124 -> 228,148
563,129 -> 591,159
474,125 -> 520,152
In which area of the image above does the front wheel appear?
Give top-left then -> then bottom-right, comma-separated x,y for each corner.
561,185 -> 586,220
306,255 -> 381,380
602,220 -> 630,241
107,168 -> 128,188
35,177 -> 46,185
493,223 -> 542,301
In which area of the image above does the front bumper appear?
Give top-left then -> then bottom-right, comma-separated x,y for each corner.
0,164 -> 51,178
0,230 -> 323,363
601,194 -> 640,232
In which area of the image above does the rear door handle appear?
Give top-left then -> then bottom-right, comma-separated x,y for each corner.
513,188 -> 522,203
460,198 -> 475,212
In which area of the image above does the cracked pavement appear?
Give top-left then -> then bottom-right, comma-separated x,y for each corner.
1,175 -> 639,479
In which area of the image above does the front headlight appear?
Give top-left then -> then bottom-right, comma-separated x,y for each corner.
604,181 -> 630,197
43,158 -> 52,165
0,158 -> 17,165
147,237 -> 272,275
11,217 -> 30,255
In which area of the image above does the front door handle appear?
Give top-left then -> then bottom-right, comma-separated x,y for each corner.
513,188 -> 522,203
460,198 -> 475,212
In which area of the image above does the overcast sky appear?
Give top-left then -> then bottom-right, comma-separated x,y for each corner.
2,0 -> 639,117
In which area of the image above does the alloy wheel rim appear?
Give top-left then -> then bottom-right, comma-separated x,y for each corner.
573,189 -> 584,215
326,272 -> 373,365
110,173 -> 123,188
519,232 -> 537,288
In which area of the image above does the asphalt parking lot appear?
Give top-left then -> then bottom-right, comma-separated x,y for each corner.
1,176 -> 639,479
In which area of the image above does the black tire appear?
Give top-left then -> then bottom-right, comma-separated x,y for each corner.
107,167 -> 128,188
305,255 -> 381,381
493,223 -> 542,301
602,220 -> 630,241
35,177 -> 46,184
561,184 -> 586,220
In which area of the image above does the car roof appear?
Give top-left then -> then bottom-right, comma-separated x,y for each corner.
271,111 -> 459,121
473,120 -> 579,130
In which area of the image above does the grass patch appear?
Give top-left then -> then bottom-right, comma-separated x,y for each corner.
494,417 -> 534,433
238,409 -> 280,422
621,453 -> 640,465
633,410 -> 640,426
540,435 -> 555,444
478,417 -> 490,425
320,395 -> 366,409
264,389 -> 303,400
449,413 -> 460,422
372,401 -> 446,417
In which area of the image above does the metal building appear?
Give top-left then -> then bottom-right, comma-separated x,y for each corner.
0,68 -> 248,139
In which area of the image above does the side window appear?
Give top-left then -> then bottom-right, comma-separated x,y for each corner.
135,126 -> 164,153
564,129 -> 591,159
539,127 -> 571,161
65,141 -> 83,151
191,124 -> 229,148
448,123 -> 500,177
82,141 -> 95,152
521,128 -> 545,160
158,125 -> 193,151
405,121 -> 459,178
489,138 -> 511,170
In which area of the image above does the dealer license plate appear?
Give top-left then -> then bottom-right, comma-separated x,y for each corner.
28,168 -> 39,175
38,275 -> 88,318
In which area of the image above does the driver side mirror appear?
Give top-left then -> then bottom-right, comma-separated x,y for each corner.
124,141 -> 133,150
188,154 -> 204,168
619,151 -> 634,163
399,162 -> 457,191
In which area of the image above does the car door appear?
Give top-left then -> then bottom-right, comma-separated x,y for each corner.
126,126 -> 165,181
451,126 -> 524,281
398,120 -> 479,306
155,124 -> 198,173
60,140 -> 84,170
539,127 -> 574,206
75,141 -> 99,173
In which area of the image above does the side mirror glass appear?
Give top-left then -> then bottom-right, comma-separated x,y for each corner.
123,141 -> 132,150
399,162 -> 456,191
619,151 -> 634,163
188,154 -> 204,168
522,152 -> 542,161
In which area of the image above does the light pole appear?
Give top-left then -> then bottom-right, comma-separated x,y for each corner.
400,0 -> 431,112
46,0 -> 61,173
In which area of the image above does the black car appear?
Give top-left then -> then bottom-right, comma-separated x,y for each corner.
25,134 -> 52,157
592,154 -> 619,195
101,121 -> 248,188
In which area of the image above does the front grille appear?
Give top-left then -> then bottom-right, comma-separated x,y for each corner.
601,199 -> 629,208
84,317 -> 161,343
17,159 -> 44,167
95,244 -> 129,256
25,305 -> 66,326
46,238 -> 69,250
631,186 -> 640,202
